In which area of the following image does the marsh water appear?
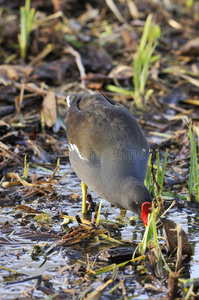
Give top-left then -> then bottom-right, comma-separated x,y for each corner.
0,163 -> 199,299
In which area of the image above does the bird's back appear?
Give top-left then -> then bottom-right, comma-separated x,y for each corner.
66,93 -> 150,205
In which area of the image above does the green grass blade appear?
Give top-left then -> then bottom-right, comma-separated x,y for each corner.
105,85 -> 134,96
139,209 -> 154,254
25,0 -> 30,14
159,149 -> 168,195
145,153 -> 152,190
18,0 -> 35,59
19,7 -> 26,59
133,14 -> 161,107
138,14 -> 152,53
28,8 -> 35,34
140,43 -> 157,94
95,199 -> 102,225
156,151 -> 160,187
188,123 -> 199,201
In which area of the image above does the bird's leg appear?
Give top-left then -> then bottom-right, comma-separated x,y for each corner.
81,181 -> 88,216
120,209 -> 126,220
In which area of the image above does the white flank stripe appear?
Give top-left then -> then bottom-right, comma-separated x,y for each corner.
69,143 -> 88,161
66,95 -> 71,107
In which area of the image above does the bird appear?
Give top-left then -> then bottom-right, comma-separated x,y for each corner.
66,92 -> 152,226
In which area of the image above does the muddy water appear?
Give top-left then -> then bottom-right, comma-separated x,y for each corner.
0,164 -> 199,299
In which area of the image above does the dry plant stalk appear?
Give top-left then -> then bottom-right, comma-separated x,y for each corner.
176,224 -> 182,271
64,45 -> 86,88
166,270 -> 179,300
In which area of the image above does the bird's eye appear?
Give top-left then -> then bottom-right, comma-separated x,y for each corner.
136,203 -> 139,207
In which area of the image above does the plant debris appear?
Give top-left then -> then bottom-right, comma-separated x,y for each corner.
0,0 -> 199,299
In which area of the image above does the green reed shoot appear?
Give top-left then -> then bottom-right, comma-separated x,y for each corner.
145,150 -> 168,199
145,153 -> 156,199
95,199 -> 102,225
105,14 -> 160,108
145,153 -> 153,191
156,149 -> 168,199
139,204 -> 159,255
133,14 -> 160,108
188,123 -> 199,202
18,0 -> 35,59
140,149 -> 169,254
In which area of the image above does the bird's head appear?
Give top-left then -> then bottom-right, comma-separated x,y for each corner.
122,177 -> 152,226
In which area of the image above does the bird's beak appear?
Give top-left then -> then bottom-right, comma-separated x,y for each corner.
141,202 -> 151,226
